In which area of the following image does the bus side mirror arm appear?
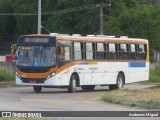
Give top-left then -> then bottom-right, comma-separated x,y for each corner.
13,55 -> 17,60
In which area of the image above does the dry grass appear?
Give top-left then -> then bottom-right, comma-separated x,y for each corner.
102,85 -> 160,109
0,81 -> 17,88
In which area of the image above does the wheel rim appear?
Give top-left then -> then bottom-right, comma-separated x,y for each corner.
118,77 -> 123,88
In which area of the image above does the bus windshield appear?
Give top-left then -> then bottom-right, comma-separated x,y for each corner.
16,46 -> 56,67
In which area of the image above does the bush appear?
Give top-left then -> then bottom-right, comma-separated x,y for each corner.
0,69 -> 15,82
149,65 -> 160,83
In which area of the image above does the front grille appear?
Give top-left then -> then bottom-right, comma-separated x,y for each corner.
21,78 -> 45,83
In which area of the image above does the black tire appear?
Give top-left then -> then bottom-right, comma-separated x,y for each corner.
68,75 -> 77,93
33,86 -> 42,93
109,73 -> 124,90
81,85 -> 95,91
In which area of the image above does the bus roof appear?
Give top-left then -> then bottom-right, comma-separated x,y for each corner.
57,36 -> 148,43
21,34 -> 148,43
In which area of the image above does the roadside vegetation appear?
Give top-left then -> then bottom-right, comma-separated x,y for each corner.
0,68 -> 15,82
102,85 -> 160,109
0,68 -> 16,88
148,65 -> 160,83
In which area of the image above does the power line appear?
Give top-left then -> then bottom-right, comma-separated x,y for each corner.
0,4 -> 107,16
42,4 -> 100,15
0,13 -> 37,16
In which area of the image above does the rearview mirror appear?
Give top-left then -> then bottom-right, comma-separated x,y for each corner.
60,47 -> 64,55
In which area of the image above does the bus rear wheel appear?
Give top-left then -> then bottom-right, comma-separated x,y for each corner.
81,85 -> 95,91
109,73 -> 124,90
33,86 -> 42,93
68,75 -> 77,93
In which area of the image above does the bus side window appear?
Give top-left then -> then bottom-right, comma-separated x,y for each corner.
86,43 -> 93,60
108,43 -> 116,60
97,43 -> 105,60
60,46 -> 71,61
119,44 -> 128,60
138,44 -> 146,60
130,44 -> 136,60
73,42 -> 82,60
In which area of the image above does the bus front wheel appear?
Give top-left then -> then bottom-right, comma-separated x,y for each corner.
68,75 -> 77,93
33,86 -> 42,93
109,73 -> 124,90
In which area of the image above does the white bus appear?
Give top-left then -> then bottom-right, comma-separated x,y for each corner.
15,33 -> 149,93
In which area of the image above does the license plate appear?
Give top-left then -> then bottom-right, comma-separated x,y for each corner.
29,80 -> 36,83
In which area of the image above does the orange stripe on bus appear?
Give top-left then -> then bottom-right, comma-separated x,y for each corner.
57,61 -> 82,73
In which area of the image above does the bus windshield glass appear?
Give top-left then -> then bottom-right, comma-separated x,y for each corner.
16,46 -> 56,67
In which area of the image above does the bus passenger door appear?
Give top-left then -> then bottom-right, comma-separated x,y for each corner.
58,46 -> 71,85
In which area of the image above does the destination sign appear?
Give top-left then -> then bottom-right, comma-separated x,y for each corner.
25,37 -> 49,43
17,36 -> 56,46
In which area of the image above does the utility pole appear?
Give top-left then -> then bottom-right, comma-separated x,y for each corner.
100,2 -> 103,35
37,0 -> 41,34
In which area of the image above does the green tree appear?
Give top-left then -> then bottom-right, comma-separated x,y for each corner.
0,0 -> 16,42
13,0 -> 37,35
104,5 -> 160,61
42,0 -> 101,35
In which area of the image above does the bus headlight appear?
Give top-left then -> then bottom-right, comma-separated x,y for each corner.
52,73 -> 56,76
46,73 -> 56,80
